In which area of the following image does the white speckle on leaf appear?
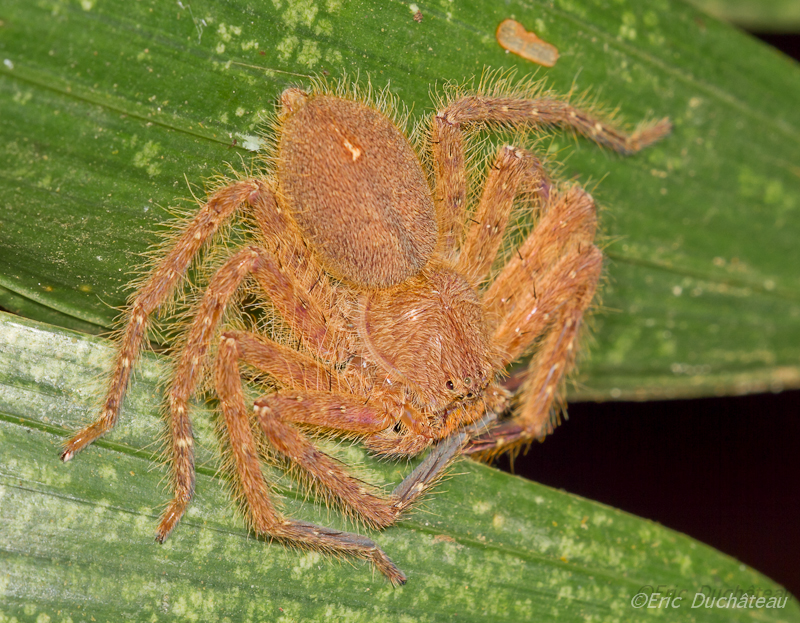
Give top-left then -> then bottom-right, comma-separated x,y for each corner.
3,59 -> 13,70
593,512 -> 612,527
473,501 -> 492,514
98,464 -> 118,482
619,11 -> 637,40
325,49 -> 343,65
296,40 -> 321,67
237,134 -> 263,152
283,0 -> 319,28
276,35 -> 299,62
132,140 -> 162,177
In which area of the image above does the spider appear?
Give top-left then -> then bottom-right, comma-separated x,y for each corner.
60,76 -> 670,584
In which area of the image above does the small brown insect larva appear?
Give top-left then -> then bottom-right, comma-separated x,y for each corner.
496,19 -> 560,67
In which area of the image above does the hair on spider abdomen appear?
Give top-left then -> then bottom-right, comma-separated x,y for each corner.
60,71 -> 671,585
277,89 -> 438,288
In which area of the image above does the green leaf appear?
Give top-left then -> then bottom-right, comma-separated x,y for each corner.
685,0 -> 800,31
1,0 -> 799,401
2,311 -> 797,621
1,0 -> 799,620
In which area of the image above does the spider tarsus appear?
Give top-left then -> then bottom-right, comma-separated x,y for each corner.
628,117 -> 673,153
60,436 -> 84,462
156,500 -> 187,543
375,552 -> 407,586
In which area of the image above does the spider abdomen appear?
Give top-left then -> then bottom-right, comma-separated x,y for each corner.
278,94 -> 437,289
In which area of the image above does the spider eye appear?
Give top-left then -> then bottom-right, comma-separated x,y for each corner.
464,377 -> 472,385
446,380 -> 455,391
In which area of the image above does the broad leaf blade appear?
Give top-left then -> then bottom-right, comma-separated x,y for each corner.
686,0 -> 800,30
1,311 -> 797,621
1,2 -> 799,616
1,0 -> 799,400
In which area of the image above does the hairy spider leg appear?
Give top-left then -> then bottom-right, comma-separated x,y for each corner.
247,181 -> 345,352
60,180 -> 262,462
438,95 -> 671,156
224,329 -> 344,394
430,92 -> 669,257
256,392 -> 396,525
392,411 -> 498,503
157,243 -> 343,541
61,178 -> 348,466
514,248 -> 600,438
485,184 -> 597,329
456,145 -> 549,282
481,246 -> 602,453
218,330 -> 452,517
430,111 -> 468,255
219,333 -> 396,524
466,186 -> 601,454
214,335 -> 406,585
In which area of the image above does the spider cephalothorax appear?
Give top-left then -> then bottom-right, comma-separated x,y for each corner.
358,261 -> 496,412
61,76 -> 670,584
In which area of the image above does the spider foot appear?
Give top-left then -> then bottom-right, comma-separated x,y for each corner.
274,520 -> 407,585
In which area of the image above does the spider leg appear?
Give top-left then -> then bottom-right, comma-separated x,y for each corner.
455,145 -> 549,282
223,329 -> 344,393
468,249 -> 601,454
438,94 -> 671,155
484,184 -> 597,327
430,109 -> 468,255
248,182 -> 344,340
392,411 -> 497,505
255,391 -> 398,526
213,334 -> 406,584
61,178 -> 345,464
148,245 -> 343,541
256,389 -> 476,549
467,187 -> 602,454
430,92 -> 669,255
213,326 -> 477,582
60,180 -> 264,462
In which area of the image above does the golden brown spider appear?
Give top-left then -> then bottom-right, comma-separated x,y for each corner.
60,77 -> 670,584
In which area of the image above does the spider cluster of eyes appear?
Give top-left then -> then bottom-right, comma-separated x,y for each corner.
61,76 -> 669,584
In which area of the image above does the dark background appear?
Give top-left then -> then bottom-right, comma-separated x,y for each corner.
498,31 -> 800,600
497,391 -> 800,598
